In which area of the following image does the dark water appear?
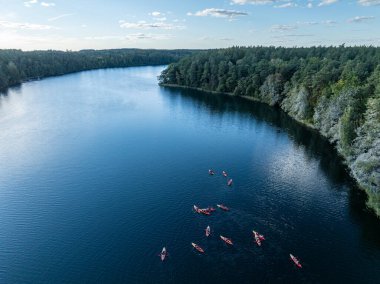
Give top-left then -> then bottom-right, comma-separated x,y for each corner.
0,66 -> 379,283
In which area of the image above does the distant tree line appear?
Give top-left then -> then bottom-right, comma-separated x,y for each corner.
0,48 -> 195,91
159,46 -> 380,217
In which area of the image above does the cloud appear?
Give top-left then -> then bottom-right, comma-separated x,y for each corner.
288,34 -> 314,37
270,24 -> 298,31
85,33 -> 172,41
318,0 -> 338,6
357,0 -> 380,5
274,2 -> 298,8
231,0 -> 276,4
24,0 -> 38,7
0,31 -> 78,50
41,2 -> 55,7
307,2 -> 313,8
187,8 -> 248,18
297,20 -> 337,26
48,13 -> 74,22
150,11 -> 163,17
272,20 -> 337,33
119,20 -> 184,30
198,36 -> 234,41
0,20 -> 55,30
297,21 -> 319,25
348,16 -> 375,23
322,20 -> 337,25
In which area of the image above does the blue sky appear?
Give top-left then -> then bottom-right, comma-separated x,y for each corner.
0,0 -> 379,50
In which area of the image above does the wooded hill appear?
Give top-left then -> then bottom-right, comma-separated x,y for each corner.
0,48 -> 195,91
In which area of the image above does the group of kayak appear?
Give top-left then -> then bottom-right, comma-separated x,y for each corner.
160,226 -> 302,268
193,204 -> 229,215
209,169 -> 233,186
192,234 -> 233,252
159,169 -> 303,269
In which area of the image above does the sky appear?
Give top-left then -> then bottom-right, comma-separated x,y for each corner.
0,0 -> 379,50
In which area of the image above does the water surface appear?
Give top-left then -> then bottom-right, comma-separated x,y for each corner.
0,66 -> 379,283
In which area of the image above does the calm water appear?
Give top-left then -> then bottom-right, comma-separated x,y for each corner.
0,66 -> 380,283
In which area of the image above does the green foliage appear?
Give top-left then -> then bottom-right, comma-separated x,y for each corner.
339,106 -> 356,155
260,73 -> 284,106
0,48 -> 195,91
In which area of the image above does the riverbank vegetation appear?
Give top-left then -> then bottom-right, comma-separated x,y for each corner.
0,48 -> 194,91
158,46 -> 380,217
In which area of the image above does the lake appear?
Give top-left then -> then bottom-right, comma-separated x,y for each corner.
0,66 -> 379,283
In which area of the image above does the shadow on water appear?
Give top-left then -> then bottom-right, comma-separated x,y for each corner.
160,86 -> 380,245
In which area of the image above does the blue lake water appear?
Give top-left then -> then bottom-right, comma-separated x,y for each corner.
0,66 -> 379,283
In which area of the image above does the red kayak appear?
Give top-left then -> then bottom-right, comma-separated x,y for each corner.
222,171 -> 228,177
159,247 -> 167,261
252,230 -> 265,246
192,242 -> 205,253
205,226 -> 211,237
193,205 -> 201,213
217,204 -> 229,211
208,169 -> 215,175
227,179 -> 233,186
201,207 -> 215,214
290,254 -> 302,268
253,232 -> 261,246
193,205 -> 211,215
220,235 -> 233,245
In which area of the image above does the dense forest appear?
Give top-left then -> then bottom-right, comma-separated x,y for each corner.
0,48 -> 194,91
159,46 -> 380,217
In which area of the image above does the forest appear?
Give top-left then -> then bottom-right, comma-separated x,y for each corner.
0,48 -> 194,91
159,46 -> 380,217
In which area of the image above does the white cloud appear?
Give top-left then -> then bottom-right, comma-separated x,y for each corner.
48,13 -> 74,22
271,24 -> 298,31
357,0 -> 380,5
322,20 -> 337,25
41,2 -> 55,7
231,0 -> 276,4
297,21 -> 319,25
198,36 -> 234,41
0,20 -> 55,30
0,31 -> 78,50
272,34 -> 314,39
297,20 -> 337,26
85,33 -> 172,41
274,2 -> 298,8
187,8 -> 248,18
24,0 -> 38,7
348,16 -> 375,23
318,0 -> 338,6
84,35 -> 124,41
150,11 -> 163,17
156,17 -> 167,22
126,33 -> 172,40
283,34 -> 314,37
119,20 -> 184,30
307,2 -> 313,8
